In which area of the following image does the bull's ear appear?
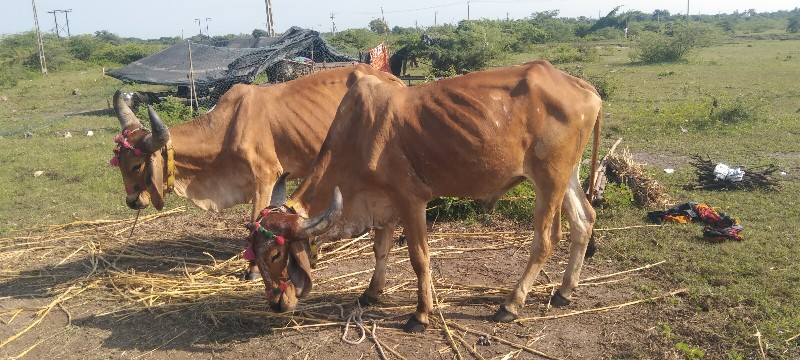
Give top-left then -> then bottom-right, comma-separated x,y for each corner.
287,241 -> 313,298
346,67 -> 368,88
147,154 -> 165,210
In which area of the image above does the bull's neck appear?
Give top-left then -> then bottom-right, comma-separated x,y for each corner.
290,152 -> 333,218
164,113 -> 225,189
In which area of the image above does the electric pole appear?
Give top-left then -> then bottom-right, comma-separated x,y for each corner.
31,0 -> 47,74
205,17 -> 211,37
687,0 -> 690,22
434,11 -> 438,27
467,1 -> 470,20
330,12 -> 336,35
62,9 -> 72,37
195,18 -> 202,38
47,10 -> 60,37
264,0 -> 275,37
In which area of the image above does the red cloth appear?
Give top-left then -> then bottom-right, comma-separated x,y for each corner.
369,43 -> 391,73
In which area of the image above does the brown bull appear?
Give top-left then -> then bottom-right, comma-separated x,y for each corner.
249,61 -> 602,333
110,65 -> 404,279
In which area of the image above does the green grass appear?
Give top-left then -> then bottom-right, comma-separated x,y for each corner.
1,39 -> 799,357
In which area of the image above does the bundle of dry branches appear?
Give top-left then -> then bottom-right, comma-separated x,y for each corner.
606,148 -> 673,209
685,154 -> 781,191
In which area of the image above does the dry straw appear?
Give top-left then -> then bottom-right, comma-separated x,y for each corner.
1,207 -> 677,358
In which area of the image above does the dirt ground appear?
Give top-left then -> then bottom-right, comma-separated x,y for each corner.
0,210 -> 689,359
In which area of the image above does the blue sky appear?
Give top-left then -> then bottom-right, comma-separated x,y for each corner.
3,0 -> 798,39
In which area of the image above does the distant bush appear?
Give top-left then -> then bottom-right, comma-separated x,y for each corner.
325,29 -> 382,55
589,27 -> 625,40
788,16 -> 800,33
630,22 -> 722,63
542,43 -> 598,64
425,21 -> 511,76
90,42 -> 162,65
135,97 -> 206,126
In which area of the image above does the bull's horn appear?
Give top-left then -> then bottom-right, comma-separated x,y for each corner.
113,90 -> 142,129
297,187 -> 342,238
269,173 -> 290,207
143,106 -> 170,151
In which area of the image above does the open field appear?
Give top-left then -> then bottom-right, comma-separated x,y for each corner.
1,38 -> 799,359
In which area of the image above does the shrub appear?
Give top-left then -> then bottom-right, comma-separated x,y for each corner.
324,29 -> 382,55
90,42 -> 162,65
542,44 -> 598,64
425,21 -> 511,76
630,22 -> 722,63
135,97 -> 206,126
788,16 -> 800,33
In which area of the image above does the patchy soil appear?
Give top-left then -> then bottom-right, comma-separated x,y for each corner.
1,210 -> 690,359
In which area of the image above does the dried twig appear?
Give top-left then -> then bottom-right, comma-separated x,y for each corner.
445,321 -> 561,360
514,288 -> 687,323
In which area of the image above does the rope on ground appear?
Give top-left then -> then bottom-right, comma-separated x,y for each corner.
299,301 -> 387,359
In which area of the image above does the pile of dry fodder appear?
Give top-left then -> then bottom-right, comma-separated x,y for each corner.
685,154 -> 781,191
606,148 -> 673,209
1,208 -> 684,359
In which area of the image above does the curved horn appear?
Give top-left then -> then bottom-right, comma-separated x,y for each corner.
269,173 -> 290,207
113,90 -> 142,129
143,106 -> 170,152
296,187 -> 342,238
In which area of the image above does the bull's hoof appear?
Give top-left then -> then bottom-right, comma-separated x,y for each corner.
584,233 -> 597,258
491,304 -> 518,323
356,293 -> 380,307
403,316 -> 428,333
242,270 -> 262,281
549,291 -> 571,307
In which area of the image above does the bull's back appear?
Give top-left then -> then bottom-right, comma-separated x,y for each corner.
373,62 -> 601,198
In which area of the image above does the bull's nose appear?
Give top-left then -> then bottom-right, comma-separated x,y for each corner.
126,199 -> 138,209
268,301 -> 283,312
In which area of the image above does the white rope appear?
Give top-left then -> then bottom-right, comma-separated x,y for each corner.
296,301 -> 386,359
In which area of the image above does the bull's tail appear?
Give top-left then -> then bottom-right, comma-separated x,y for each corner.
587,106 -> 602,203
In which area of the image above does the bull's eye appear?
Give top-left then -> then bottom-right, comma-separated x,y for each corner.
271,252 -> 281,262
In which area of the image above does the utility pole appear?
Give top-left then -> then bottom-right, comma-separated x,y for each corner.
47,10 -> 60,37
62,9 -> 72,37
434,11 -> 437,27
467,1 -> 470,20
506,12 -> 509,21
205,17 -> 211,37
195,18 -> 202,38
687,0 -> 690,22
330,12 -> 336,35
31,0 -> 47,74
264,0 -> 275,37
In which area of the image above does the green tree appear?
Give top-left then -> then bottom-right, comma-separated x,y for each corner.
252,29 -> 269,38
369,18 -> 389,34
788,16 -> 800,33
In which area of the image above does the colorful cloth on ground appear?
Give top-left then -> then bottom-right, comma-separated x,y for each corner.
647,202 -> 743,241
368,43 -> 391,73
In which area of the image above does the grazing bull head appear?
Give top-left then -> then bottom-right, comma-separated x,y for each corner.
248,174 -> 342,312
111,90 -> 171,210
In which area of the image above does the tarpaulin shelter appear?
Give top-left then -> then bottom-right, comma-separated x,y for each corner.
107,27 -> 357,96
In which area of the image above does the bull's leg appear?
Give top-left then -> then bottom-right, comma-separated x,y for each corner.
399,202 -> 432,333
552,168 -> 596,305
493,178 -> 566,323
358,227 -> 395,306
